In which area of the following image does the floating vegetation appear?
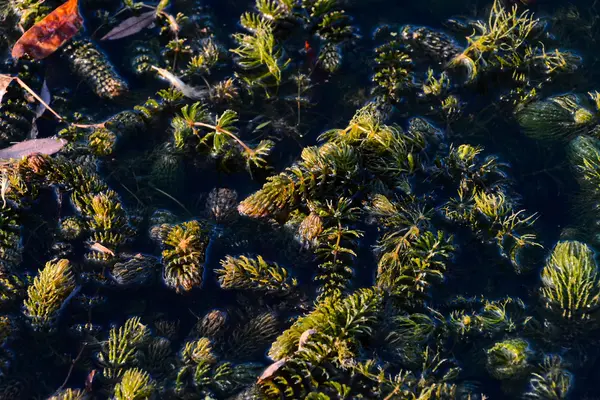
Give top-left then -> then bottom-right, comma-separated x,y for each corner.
0,0 -> 598,398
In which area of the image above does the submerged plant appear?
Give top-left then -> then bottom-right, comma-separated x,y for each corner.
152,220 -> 210,292
516,94 -> 598,141
113,368 -> 155,400
231,17 -> 289,94
539,240 -> 600,322
23,259 -> 75,330
216,255 -> 297,294
486,338 -> 531,380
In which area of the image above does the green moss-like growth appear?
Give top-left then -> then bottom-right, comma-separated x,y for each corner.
231,16 -> 289,94
88,127 -> 117,157
216,255 -> 297,294
540,240 -> 600,321
268,287 -> 382,361
47,388 -> 87,400
517,94 -> 598,141
524,355 -> 572,400
113,368 -> 155,400
366,194 -> 454,301
61,37 -> 128,99
486,338 -> 531,380
152,220 -> 210,293
23,259 -> 75,330
97,317 -> 150,380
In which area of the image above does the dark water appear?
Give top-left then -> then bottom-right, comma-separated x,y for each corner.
2,0 -> 600,398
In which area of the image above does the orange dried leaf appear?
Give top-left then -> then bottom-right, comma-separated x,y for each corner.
12,0 -> 83,60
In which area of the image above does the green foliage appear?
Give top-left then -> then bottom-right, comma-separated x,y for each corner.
540,240 -> 600,322
486,338 -> 531,380
172,104 -> 274,171
569,135 -> 600,196
97,317 -> 150,380
88,128 -> 117,157
23,259 -> 75,330
216,255 -> 297,294
372,36 -> 414,102
228,312 -> 280,360
300,0 -> 358,73
436,144 -> 540,272
366,194 -> 453,301
239,142 -> 360,217
48,388 -> 87,400
153,220 -> 210,292
61,37 -> 128,99
268,287 -> 382,361
524,355 -> 572,400
312,198 -> 362,300
449,0 -> 539,81
231,17 -> 289,94
113,368 -> 155,400
517,94 -> 598,141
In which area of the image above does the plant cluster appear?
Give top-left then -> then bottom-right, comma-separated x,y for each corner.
0,0 -> 598,399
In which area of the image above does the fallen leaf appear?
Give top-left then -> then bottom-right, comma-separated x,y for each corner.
88,242 -> 115,256
257,359 -> 287,383
101,10 -> 157,41
151,66 -> 206,100
0,75 -> 14,105
12,0 -> 83,60
0,137 -> 68,160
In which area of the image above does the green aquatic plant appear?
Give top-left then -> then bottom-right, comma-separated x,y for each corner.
113,368 -> 155,400
311,197 -> 362,300
60,36 -> 128,99
216,255 -> 297,294
97,316 -> 150,380
87,127 -> 117,157
366,194 -> 454,301
231,17 -> 288,94
228,312 -> 280,360
268,287 -> 382,361
539,240 -> 600,321
239,142 -> 360,217
436,145 -> 540,272
516,94 -> 598,141
152,220 -> 210,292
449,0 -> 539,81
23,259 -> 75,330
524,355 -> 572,400
48,388 -> 87,400
172,103 -> 274,171
486,338 -> 531,380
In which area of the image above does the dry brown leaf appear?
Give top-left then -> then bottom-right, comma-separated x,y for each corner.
101,10 -> 157,41
0,138 -> 68,160
88,242 -> 115,256
12,0 -> 83,60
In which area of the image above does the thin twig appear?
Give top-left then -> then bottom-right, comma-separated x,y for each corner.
55,344 -> 87,394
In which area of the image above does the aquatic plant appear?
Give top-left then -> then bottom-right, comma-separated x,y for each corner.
113,368 -> 155,400
97,316 -> 150,380
524,355 -> 572,400
516,94 -> 598,141
216,255 -> 297,294
231,16 -> 288,94
172,103 -> 274,171
60,36 -> 128,99
152,220 -> 210,292
539,240 -> 600,322
486,338 -> 531,380
23,258 -> 75,330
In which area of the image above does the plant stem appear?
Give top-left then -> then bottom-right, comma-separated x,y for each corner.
193,122 -> 255,155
